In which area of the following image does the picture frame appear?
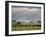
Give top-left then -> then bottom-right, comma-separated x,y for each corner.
5,1 -> 45,36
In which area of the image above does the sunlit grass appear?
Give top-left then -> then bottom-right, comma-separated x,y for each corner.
12,20 -> 41,31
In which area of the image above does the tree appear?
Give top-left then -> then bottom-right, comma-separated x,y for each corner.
12,20 -> 16,23
16,21 -> 21,25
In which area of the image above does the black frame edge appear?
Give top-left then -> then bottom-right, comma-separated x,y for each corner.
5,1 -> 45,4
5,1 -> 9,36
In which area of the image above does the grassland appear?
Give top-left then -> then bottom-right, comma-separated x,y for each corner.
12,20 -> 41,31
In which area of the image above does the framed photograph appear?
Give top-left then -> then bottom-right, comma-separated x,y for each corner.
5,1 -> 45,36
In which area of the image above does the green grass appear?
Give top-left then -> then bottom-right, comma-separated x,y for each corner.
12,20 -> 41,31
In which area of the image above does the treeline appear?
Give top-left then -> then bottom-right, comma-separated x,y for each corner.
12,20 -> 41,27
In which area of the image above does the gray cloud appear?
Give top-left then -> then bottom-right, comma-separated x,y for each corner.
12,6 -> 41,21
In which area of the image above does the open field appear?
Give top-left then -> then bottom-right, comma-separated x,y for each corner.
12,20 -> 41,31
12,25 -> 41,31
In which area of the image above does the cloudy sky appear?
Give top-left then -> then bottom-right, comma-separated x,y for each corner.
12,6 -> 41,21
